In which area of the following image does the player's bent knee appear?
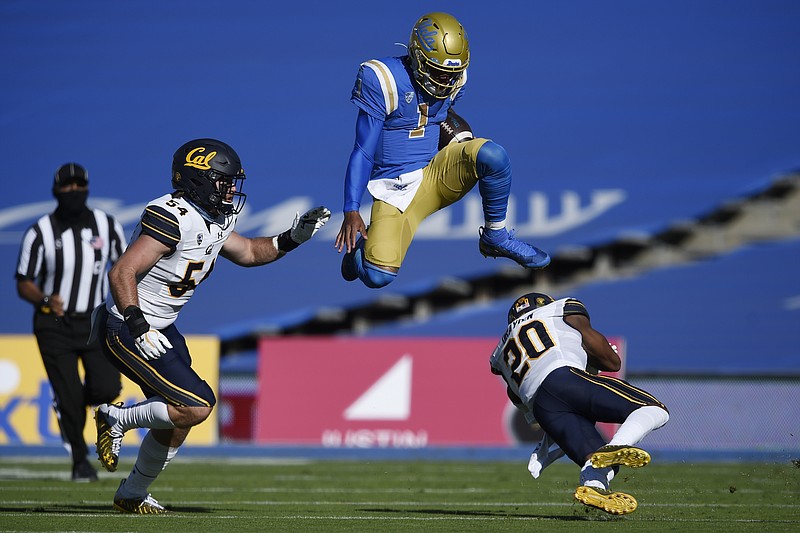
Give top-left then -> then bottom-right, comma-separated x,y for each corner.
476,141 -> 510,175
170,405 -> 213,428
638,405 -> 670,431
362,262 -> 397,288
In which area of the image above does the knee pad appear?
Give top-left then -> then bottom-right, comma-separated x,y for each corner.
476,141 -> 510,176
361,262 -> 397,288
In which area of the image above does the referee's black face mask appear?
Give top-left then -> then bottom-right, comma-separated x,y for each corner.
54,189 -> 89,220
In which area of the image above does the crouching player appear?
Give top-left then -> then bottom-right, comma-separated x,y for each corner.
490,292 -> 669,515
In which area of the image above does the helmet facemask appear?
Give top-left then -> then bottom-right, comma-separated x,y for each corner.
410,48 -> 467,98
204,169 -> 246,216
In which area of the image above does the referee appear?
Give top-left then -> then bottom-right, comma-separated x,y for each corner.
15,162 -> 127,482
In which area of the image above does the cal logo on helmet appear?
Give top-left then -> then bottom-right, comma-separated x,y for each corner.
507,292 -> 555,323
184,147 -> 217,171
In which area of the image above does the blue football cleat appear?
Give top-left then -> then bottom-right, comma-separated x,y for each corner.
340,236 -> 364,282
478,227 -> 551,269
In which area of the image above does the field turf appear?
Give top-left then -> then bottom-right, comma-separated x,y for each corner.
0,457 -> 797,531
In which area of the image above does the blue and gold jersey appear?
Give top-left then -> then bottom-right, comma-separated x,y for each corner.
351,55 -> 466,182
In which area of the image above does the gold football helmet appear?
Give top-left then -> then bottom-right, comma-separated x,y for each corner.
408,12 -> 469,99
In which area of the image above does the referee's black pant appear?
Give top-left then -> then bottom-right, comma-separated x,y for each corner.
33,312 -> 122,464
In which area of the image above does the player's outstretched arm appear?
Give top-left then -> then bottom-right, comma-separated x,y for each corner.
222,206 -> 331,267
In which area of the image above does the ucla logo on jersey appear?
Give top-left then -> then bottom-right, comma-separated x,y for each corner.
196,233 -> 204,245
404,92 -> 414,104
184,147 -> 217,171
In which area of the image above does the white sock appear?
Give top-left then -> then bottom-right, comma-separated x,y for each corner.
607,406 -> 670,446
485,220 -> 506,231
580,461 -> 611,490
118,431 -> 179,499
112,396 -> 175,433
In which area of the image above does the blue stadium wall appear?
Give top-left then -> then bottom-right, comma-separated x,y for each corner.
2,0 -> 799,452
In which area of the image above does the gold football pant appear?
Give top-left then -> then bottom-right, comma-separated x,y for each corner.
365,138 -> 489,269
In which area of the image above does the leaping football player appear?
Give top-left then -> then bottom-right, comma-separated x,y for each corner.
335,12 -> 551,288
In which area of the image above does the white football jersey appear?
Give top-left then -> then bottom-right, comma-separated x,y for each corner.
107,193 -> 236,329
489,298 -> 589,405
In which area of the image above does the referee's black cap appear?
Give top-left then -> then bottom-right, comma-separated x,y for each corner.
53,163 -> 88,188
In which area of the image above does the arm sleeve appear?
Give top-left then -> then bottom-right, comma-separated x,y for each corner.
343,109 -> 383,212
139,205 -> 180,251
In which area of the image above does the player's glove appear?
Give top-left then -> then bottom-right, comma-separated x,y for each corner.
123,305 -> 173,361
276,206 -> 331,252
527,432 -> 566,479
134,329 -> 173,361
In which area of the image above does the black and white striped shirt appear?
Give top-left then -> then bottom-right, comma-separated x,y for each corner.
15,209 -> 127,314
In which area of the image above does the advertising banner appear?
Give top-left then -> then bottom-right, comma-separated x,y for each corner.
254,337 -> 626,447
0,335 -> 219,447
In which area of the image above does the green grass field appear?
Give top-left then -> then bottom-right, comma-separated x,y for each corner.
1,457 -> 798,532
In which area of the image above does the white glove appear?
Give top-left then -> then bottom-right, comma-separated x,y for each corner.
527,432 -> 566,479
289,206 -> 331,244
134,329 -> 173,360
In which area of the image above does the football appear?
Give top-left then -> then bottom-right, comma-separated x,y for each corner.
438,108 -> 474,150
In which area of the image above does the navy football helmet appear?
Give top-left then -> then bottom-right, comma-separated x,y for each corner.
507,292 -> 555,323
171,138 -> 246,216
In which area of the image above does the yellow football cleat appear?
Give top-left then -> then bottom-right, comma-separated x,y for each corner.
94,402 -> 124,472
113,480 -> 167,514
590,445 -> 651,469
574,486 -> 638,515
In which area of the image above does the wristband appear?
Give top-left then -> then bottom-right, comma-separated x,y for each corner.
276,230 -> 300,253
123,305 -> 150,338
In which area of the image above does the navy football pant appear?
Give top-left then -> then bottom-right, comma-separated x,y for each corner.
99,314 -> 215,408
532,366 -> 667,465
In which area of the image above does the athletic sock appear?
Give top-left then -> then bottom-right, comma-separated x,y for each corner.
580,460 -> 612,490
112,396 -> 175,433
117,431 -> 179,499
608,406 -> 670,446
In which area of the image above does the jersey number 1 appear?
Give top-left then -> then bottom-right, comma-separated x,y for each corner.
409,103 -> 428,139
